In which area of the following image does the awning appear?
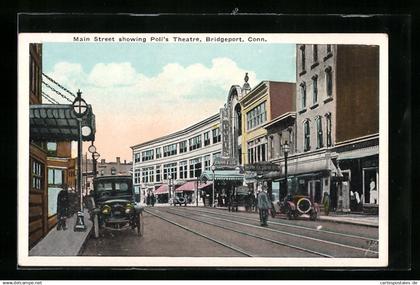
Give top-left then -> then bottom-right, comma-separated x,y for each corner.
200,170 -> 244,182
338,145 -> 379,160
175,181 -> 213,192
154,184 -> 169,194
30,104 -> 95,141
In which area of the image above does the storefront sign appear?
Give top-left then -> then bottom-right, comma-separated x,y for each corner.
244,162 -> 280,173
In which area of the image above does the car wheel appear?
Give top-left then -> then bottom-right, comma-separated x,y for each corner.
93,214 -> 100,239
137,212 -> 144,237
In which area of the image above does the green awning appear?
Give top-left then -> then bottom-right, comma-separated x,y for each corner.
200,170 -> 244,182
30,104 -> 95,141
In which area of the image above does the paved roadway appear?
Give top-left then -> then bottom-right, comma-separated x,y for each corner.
81,206 -> 378,258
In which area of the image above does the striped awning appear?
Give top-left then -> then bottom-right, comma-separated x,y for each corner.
200,170 -> 244,182
30,104 -> 95,141
175,181 -> 213,192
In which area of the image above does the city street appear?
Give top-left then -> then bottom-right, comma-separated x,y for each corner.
81,207 -> 378,258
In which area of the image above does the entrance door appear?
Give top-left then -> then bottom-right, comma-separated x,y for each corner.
330,182 -> 338,211
314,180 -> 322,203
363,167 -> 378,204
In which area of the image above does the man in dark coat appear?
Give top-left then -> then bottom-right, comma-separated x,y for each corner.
56,187 -> 69,230
257,189 -> 272,226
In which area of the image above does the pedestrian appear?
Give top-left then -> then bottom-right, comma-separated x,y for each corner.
56,186 -> 69,231
322,192 -> 330,216
146,193 -> 151,206
257,189 -> 272,227
370,178 -> 378,204
151,193 -> 156,207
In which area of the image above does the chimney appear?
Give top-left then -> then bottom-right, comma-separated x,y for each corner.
116,157 -> 121,164
101,159 -> 105,164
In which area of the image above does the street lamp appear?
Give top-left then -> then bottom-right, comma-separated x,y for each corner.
72,89 -> 89,232
211,164 -> 216,207
282,140 -> 290,195
88,143 -> 100,179
168,174 -> 172,202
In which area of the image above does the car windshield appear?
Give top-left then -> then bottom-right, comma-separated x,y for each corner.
95,180 -> 131,193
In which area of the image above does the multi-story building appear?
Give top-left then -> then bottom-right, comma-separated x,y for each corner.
291,44 -> 379,213
82,156 -> 132,194
28,43 -> 77,248
239,81 -> 296,193
131,114 -> 221,203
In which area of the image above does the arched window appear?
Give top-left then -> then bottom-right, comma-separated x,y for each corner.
234,103 -> 242,136
303,120 -> 310,152
315,116 -> 324,149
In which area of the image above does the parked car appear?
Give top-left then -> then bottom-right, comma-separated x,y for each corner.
88,175 -> 144,238
170,196 -> 188,206
272,194 -> 319,221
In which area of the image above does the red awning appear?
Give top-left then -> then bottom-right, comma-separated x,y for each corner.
154,184 -> 169,194
175,181 -> 213,192
175,181 -> 196,192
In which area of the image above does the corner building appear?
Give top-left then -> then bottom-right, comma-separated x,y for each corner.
131,114 -> 221,203
293,44 -> 379,213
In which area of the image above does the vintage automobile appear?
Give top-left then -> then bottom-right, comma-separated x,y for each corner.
170,195 -> 188,206
271,194 -> 319,221
88,175 -> 144,238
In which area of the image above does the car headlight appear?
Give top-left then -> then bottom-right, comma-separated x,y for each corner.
125,203 -> 134,214
102,205 -> 111,215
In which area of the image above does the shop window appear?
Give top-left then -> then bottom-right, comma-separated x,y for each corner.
47,142 -> 57,156
48,168 -> 63,186
31,158 -> 44,191
363,168 -> 378,204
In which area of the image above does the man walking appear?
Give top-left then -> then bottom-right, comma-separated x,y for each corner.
56,186 -> 69,230
257,188 -> 272,227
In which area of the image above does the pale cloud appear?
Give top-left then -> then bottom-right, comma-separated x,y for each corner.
47,58 -> 257,161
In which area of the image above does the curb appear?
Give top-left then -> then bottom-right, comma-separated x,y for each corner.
77,221 -> 93,256
318,216 -> 378,228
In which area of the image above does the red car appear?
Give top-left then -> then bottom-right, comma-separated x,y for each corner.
272,195 -> 320,221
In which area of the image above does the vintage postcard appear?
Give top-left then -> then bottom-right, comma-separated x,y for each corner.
18,33 -> 388,267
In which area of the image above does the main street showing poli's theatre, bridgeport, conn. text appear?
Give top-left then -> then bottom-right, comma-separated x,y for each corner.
18,33 -> 388,267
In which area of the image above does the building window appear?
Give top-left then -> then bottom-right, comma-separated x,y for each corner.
326,113 -> 332,147
179,161 -> 188,179
134,168 -> 141,184
163,163 -> 177,180
189,135 -> 202,151
189,157 -> 202,178
141,149 -> 154,161
213,152 -> 221,164
48,168 -> 63,186
141,167 -> 154,183
163,143 -> 177,157
300,45 -> 306,72
155,147 -> 162,159
134,153 -> 141,163
313,44 -> 318,63
155,165 -> 161,182
316,116 -> 324,149
246,101 -> 267,130
111,167 -> 116,175
247,138 -> 268,163
204,131 -> 211,146
212,128 -> 221,144
304,121 -> 311,152
312,76 -> 318,104
204,155 -> 211,171
300,83 -> 307,109
179,140 -> 187,153
31,158 -> 44,191
100,170 -> 104,176
47,142 -> 57,156
325,66 -> 333,97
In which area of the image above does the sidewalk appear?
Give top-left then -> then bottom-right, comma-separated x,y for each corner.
318,212 -> 379,227
29,209 -> 92,256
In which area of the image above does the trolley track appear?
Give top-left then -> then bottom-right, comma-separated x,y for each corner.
165,207 -> 379,257
144,208 -> 254,257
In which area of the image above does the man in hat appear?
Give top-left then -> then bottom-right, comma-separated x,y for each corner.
56,185 -> 70,230
257,188 -> 272,227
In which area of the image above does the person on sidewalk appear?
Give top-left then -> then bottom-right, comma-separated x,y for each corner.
322,192 -> 330,216
56,186 -> 69,231
257,189 -> 272,227
151,193 -> 156,207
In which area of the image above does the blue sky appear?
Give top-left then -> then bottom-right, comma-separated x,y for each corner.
42,42 -> 296,161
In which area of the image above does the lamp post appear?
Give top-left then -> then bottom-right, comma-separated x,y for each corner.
88,143 -> 100,179
168,174 -> 172,203
72,89 -> 89,232
211,164 -> 216,207
282,140 -> 290,195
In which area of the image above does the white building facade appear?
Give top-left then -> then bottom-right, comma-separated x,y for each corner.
131,114 -> 222,203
